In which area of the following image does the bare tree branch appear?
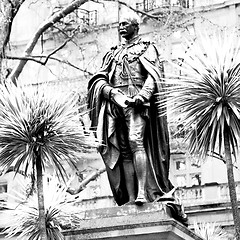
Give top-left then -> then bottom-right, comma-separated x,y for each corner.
42,25 -> 80,64
6,55 -> 44,64
51,25 -> 79,47
8,0 -> 90,85
44,56 -> 93,75
6,54 -> 93,74
67,167 -> 106,195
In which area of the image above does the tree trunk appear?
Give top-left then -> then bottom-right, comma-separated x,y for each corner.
36,152 -> 47,240
0,0 -> 25,81
0,0 -> 14,80
224,127 -> 240,240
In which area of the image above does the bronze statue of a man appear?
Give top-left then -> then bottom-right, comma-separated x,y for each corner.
87,13 -> 173,206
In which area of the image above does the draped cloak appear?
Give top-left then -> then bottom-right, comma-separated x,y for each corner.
87,40 -> 173,206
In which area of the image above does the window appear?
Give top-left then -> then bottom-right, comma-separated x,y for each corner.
144,0 -> 156,11
176,160 -> 186,170
0,182 -> 7,206
89,10 -> 97,26
54,8 -> 98,33
64,9 -> 98,26
171,153 -> 202,187
136,2 -> 144,10
136,0 -> 171,12
191,174 -> 201,186
0,184 -> 7,194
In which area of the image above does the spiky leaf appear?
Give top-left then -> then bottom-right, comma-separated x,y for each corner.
2,176 -> 82,239
0,83 -> 96,180
161,30 -> 240,160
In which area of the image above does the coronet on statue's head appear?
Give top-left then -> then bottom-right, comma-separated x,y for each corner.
119,13 -> 140,41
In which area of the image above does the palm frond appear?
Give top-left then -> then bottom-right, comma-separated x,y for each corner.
194,222 -> 228,240
2,176 -> 82,239
0,83 -> 97,179
161,30 -> 240,159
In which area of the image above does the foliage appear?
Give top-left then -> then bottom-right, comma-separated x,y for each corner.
161,29 -> 240,239
194,222 -> 228,240
162,30 -> 240,159
0,82 -> 96,181
1,176 -> 82,239
0,81 -> 97,239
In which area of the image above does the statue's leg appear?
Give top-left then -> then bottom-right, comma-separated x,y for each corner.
133,150 -> 148,205
117,117 -> 136,204
122,159 -> 136,203
128,110 -> 148,205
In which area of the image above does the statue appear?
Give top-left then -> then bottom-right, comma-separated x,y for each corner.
87,12 -> 174,206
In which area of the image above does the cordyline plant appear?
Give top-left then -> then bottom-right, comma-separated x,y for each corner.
160,30 -> 240,239
0,82 -> 96,240
1,175 -> 82,240
194,222 -> 228,240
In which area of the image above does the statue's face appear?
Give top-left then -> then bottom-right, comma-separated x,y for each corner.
119,20 -> 138,40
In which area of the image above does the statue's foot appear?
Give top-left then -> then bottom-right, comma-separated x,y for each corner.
124,200 -> 135,206
154,195 -> 175,202
154,188 -> 177,202
135,195 -> 147,206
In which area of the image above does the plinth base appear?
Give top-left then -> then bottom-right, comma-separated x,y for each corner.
63,202 -> 203,240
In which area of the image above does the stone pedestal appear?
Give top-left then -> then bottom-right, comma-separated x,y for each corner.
63,202 -> 203,240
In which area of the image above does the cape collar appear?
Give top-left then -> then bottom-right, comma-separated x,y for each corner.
122,35 -> 141,48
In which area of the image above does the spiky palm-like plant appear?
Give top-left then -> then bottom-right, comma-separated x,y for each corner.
0,83 -> 96,240
1,175 -> 83,239
161,30 -> 240,239
194,222 -> 228,240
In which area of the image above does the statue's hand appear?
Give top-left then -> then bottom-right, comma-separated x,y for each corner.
110,88 -> 124,99
133,95 -> 145,107
110,88 -> 129,108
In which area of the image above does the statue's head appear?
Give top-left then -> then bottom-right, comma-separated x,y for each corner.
119,12 -> 140,40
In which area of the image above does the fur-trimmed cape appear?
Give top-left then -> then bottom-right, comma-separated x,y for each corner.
88,40 -> 173,205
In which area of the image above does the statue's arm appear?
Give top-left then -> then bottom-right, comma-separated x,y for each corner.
102,84 -> 113,100
136,43 -> 161,101
138,74 -> 155,101
99,48 -> 127,102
